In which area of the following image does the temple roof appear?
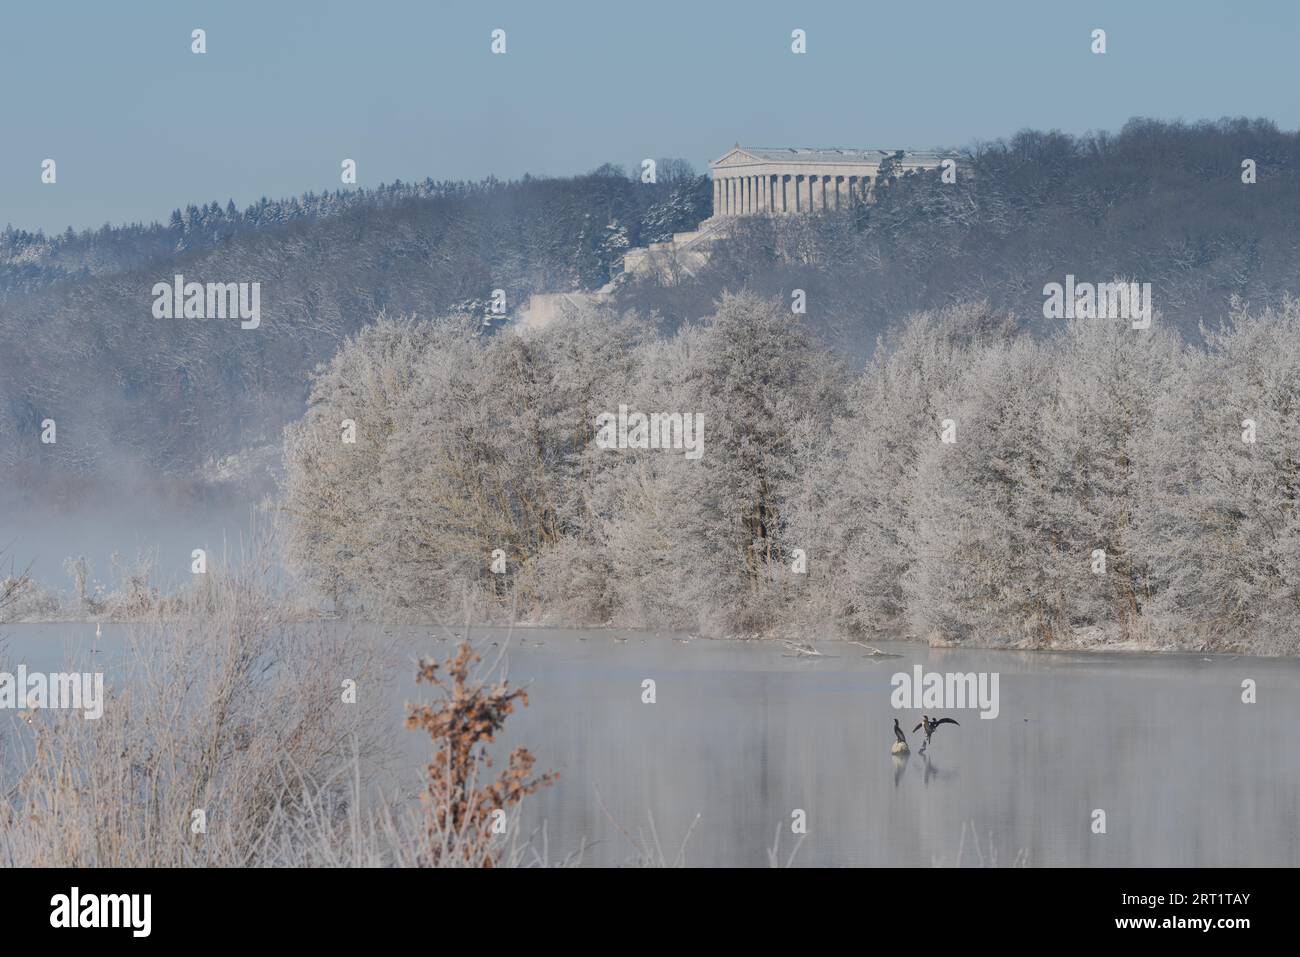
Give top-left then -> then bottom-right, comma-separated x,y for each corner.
713,146 -> 958,167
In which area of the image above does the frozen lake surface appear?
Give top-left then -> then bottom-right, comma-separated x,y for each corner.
3,622 -> 1297,866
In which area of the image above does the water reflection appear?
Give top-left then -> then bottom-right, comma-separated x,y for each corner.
2,623 -> 1297,867
917,751 -> 956,788
891,751 -> 908,788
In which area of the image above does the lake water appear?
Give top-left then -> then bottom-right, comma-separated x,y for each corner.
3,622 -> 1297,867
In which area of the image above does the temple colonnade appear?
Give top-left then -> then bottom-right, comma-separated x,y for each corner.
711,172 -> 874,215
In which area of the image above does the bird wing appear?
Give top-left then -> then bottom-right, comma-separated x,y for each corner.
895,724 -> 907,743
933,718 -> 960,727
911,722 -> 923,733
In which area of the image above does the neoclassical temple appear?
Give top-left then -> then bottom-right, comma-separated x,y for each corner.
616,144 -> 960,287
710,145 -> 956,216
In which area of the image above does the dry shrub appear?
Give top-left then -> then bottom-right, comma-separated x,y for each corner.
105,551 -> 159,619
405,642 -> 557,867
0,543 -> 391,866
0,535 -> 570,866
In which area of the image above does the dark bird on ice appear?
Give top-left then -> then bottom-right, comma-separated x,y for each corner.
912,714 -> 959,750
891,718 -> 909,755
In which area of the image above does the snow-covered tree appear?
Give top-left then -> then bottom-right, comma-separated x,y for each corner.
1137,302 -> 1300,653
906,337 -> 1059,645
796,301 -> 1019,638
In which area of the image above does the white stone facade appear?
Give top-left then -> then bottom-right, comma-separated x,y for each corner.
709,145 -> 957,217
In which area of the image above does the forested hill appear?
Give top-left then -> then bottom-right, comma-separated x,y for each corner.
618,117 -> 1300,357
6,117 -> 1300,502
0,163 -> 709,298
0,163 -> 711,499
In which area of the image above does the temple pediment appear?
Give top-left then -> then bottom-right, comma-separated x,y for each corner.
711,147 -> 766,168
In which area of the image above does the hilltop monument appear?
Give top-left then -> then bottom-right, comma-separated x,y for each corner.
529,143 -> 960,322
709,145 -> 955,216
619,144 -> 956,282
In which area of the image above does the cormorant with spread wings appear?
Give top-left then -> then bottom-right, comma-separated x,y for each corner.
912,714 -> 959,750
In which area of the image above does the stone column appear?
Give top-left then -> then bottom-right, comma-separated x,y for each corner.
727,177 -> 735,215
713,178 -> 721,216
812,174 -> 823,211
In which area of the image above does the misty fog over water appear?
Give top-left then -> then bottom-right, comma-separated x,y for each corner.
6,622 -> 1295,867
2,497 -> 258,591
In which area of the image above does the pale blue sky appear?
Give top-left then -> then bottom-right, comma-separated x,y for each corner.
3,0 -> 1297,233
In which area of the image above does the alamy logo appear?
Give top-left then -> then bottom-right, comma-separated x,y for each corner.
0,667 -> 104,719
1042,275 -> 1151,329
152,274 -> 261,329
891,665 -> 999,719
595,404 -> 704,459
50,887 -> 151,937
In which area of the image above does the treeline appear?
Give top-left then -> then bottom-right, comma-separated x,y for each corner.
618,117 -> 1300,355
0,164 -> 710,496
1,179 -> 507,297
0,166 -> 706,298
282,295 -> 1300,655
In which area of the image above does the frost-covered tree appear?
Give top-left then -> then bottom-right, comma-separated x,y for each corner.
281,313 -> 441,610
906,338 -> 1060,645
592,328 -> 719,628
276,291 -> 1300,652
909,335 -> 1060,642
1137,302 -> 1300,653
677,294 -> 844,626
1040,314 -> 1184,641
795,302 -> 1018,638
